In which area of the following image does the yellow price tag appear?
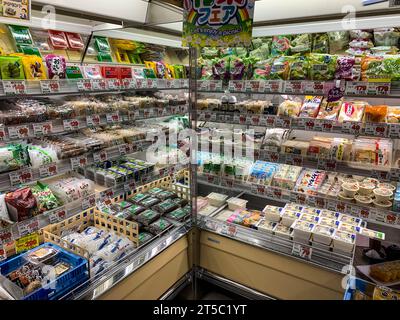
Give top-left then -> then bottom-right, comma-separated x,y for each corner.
15,233 -> 40,254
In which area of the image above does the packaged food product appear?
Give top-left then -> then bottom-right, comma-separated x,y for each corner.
333,230 -> 356,254
316,98 -> 343,120
292,220 -> 315,243
271,35 -> 291,56
45,55 -> 66,79
338,101 -> 366,122
313,225 -> 335,245
374,28 -> 400,46
373,286 -> 400,300
327,31 -> 349,54
269,56 -> 291,80
0,56 -> 25,80
27,246 -> 58,264
0,194 -> 11,222
31,182 -> 61,213
152,198 -> 180,214
308,53 -> 337,81
288,56 -> 309,80
207,193 -> 228,207
5,187 -> 38,222
165,208 -> 188,221
273,223 -> 292,239
364,105 -> 388,123
312,33 -> 329,53
387,106 -> 400,123
8,25 -> 33,46
136,209 -> 160,226
335,57 -> 356,80
96,238 -> 135,262
277,100 -> 302,117
295,169 -> 326,196
65,32 -> 84,50
290,34 -> 311,54
227,198 -> 248,211
19,55 -> 47,80
101,66 -> 119,79
281,210 -> 302,227
253,58 -> 273,80
299,96 -> 323,118
94,36 -> 111,53
370,261 -> 400,284
83,65 -> 102,79
149,218 -> 172,235
66,65 -> 83,79
48,30 -> 68,50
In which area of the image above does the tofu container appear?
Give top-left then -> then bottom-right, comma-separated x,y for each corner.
319,210 -> 342,220
226,197 -> 248,211
281,210 -> 302,227
262,205 -> 283,223
313,225 -> 335,246
301,207 -> 322,216
333,230 -> 356,254
256,219 -> 277,234
207,193 -> 228,207
273,224 -> 292,240
291,220 -> 315,244
299,214 -> 320,224
319,217 -> 341,229
340,215 -> 362,227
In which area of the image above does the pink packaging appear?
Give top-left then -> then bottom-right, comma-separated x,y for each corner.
45,54 -> 66,79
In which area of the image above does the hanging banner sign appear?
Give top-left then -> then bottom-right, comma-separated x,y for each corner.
183,0 -> 255,48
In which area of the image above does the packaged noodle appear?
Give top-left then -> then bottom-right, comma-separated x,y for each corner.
290,34 -> 311,54
299,96 -> 323,118
288,56 -> 309,80
312,33 -> 329,53
308,53 -> 337,81
338,101 -> 367,123
277,99 -> 302,117
387,106 -> 400,123
317,98 -> 343,120
31,182 -> 61,213
364,105 -> 388,123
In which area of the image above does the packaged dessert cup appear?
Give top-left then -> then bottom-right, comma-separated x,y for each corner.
342,182 -> 359,198
358,182 -> 375,196
374,188 -> 394,202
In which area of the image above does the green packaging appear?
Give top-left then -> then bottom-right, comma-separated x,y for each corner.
0,56 -> 25,80
66,66 -> 83,79
8,25 -> 33,46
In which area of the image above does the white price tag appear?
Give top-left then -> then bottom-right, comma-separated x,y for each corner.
264,80 -> 283,93
156,79 -> 166,88
106,113 -> 120,123
221,178 -> 234,188
118,144 -> 131,156
40,80 -> 60,94
222,224 -> 237,237
285,154 -> 303,167
86,114 -> 101,126
71,156 -> 88,170
182,79 -> 189,88
276,117 -> 292,129
107,79 -> 121,90
389,124 -> 400,138
82,195 -> 96,210
264,115 -> 276,127
284,81 -> 303,94
3,80 -> 27,95
91,79 -> 107,91
228,80 -> 245,92
317,159 -> 337,171
0,229 -> 13,246
314,119 -> 333,132
345,81 -> 368,95
146,79 -> 158,89
208,80 -> 223,91
8,125 -> 30,139
18,217 -> 40,237
48,206 -> 67,224
39,162 -> 58,178
303,118 -> 316,131
390,168 -> 400,181
63,119 -> 80,131
9,169 -> 33,186
367,82 -> 391,96
250,115 -> 261,126
77,79 -> 92,91
33,122 -> 52,136
93,151 -> 108,163
123,78 -> 137,89
100,188 -> 115,202
263,151 -> 280,163
342,121 -> 362,135
292,244 -> 312,260
136,79 -> 145,89
364,123 -> 389,137
245,80 -> 265,93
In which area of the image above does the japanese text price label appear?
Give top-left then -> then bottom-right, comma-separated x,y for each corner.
106,113 -> 120,123
63,119 -> 80,131
284,81 -> 303,94
264,80 -> 283,93
228,80 -> 245,92
3,80 -> 27,95
0,229 -> 13,246
9,169 -> 33,186
39,162 -> 58,178
71,156 -> 88,170
100,188 -> 115,202
40,80 -> 60,94
208,80 -> 223,91
77,79 -> 92,91
365,123 -> 389,137
48,207 -> 67,224
33,122 -> 53,136
118,144 -> 131,156
124,78 -> 137,89
264,115 -> 276,127
107,79 -> 121,90
345,81 -> 367,95
389,124 -> 400,138
91,79 -> 108,91
318,159 -> 337,171
15,233 -> 40,254
292,244 -> 312,260
314,119 -> 333,132
342,121 -> 362,135
18,217 -> 40,237
276,117 -> 292,129
222,224 -> 237,237
0,246 -> 6,261
0,127 -> 5,141
8,125 -> 30,139
82,194 -> 96,210
93,151 -> 108,163
87,114 -> 101,126
367,82 -> 391,96
245,80 -> 265,93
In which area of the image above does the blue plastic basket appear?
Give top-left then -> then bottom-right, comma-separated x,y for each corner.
0,243 -> 89,300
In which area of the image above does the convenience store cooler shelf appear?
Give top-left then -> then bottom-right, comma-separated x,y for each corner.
0,140 -> 153,193
0,79 -> 189,98
197,173 -> 400,230
198,144 -> 400,182
196,80 -> 400,99
1,105 -> 188,142
199,213 -> 353,274
63,223 -> 190,300
195,110 -> 400,140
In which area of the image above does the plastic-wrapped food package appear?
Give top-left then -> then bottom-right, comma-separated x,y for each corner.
382,55 -> 400,81
270,56 -> 291,80
249,43 -> 270,61
349,39 -> 374,49
0,144 -> 29,173
27,145 -> 58,168
295,169 -> 327,196
290,34 -> 311,54
271,35 -> 291,56
229,56 -> 248,80
48,177 -> 94,203
350,30 -> 373,39
361,56 -> 384,81
317,98 -> 343,120
364,105 -> 388,123
371,46 -> 399,55
65,32 -> 84,50
48,30 -> 68,49
281,140 -> 310,156
352,138 -> 392,167
307,137 -> 333,159
288,56 -> 309,80
0,56 -> 25,80
328,31 -> 349,54
374,28 -> 400,46
338,101 -> 367,122
212,56 -> 230,81
277,99 -> 302,117
96,238 -> 135,262
45,55 -> 66,79
299,96 -> 323,118
5,187 -> 38,222
253,58 -> 273,79
335,56 -> 356,80
0,194 -> 10,222
312,33 -> 329,53
263,129 -> 287,149
31,182 -> 61,213
272,165 -> 302,190
148,218 -> 172,235
308,54 -> 337,81
387,106 -> 400,123
83,65 -> 102,79
19,55 -> 47,80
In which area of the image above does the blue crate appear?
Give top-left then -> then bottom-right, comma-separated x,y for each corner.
0,243 -> 89,300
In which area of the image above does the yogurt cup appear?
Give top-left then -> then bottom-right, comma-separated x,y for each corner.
373,188 -> 394,203
342,183 -> 359,198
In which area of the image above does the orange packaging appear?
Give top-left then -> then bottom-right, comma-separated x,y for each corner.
364,105 -> 388,123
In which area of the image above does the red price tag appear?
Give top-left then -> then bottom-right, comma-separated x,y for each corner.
285,81 -> 303,94
0,247 -> 6,262
40,80 -> 60,94
305,119 -> 316,130
123,78 -> 136,89
265,80 -> 283,93
33,122 -> 53,136
77,79 -> 92,91
63,119 -> 80,131
245,80 -> 264,93
106,113 -> 120,123
251,115 -> 260,126
239,115 -> 247,125
136,79 -> 144,89
3,80 -> 27,95
9,169 -> 33,186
